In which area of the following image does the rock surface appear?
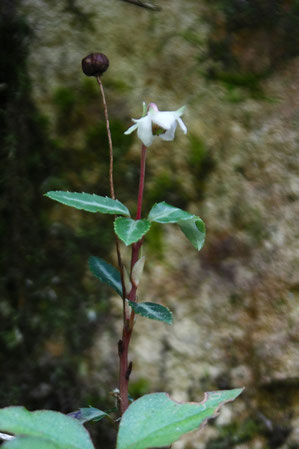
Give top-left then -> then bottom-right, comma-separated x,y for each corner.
17,1 -> 299,448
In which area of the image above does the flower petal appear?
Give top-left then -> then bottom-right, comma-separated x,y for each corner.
176,117 -> 187,134
136,115 -> 155,146
151,111 -> 176,130
124,123 -> 139,135
124,103 -> 187,146
160,122 -> 177,141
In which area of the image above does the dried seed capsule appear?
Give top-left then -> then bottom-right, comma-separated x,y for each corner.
81,53 -> 109,77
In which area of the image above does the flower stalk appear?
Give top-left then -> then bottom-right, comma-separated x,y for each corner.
118,143 -> 148,415
96,75 -> 115,200
136,144 -> 147,221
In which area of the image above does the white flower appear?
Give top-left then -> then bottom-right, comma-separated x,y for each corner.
124,102 -> 187,147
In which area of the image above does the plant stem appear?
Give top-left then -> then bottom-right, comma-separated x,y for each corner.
136,144 -> 147,221
96,75 -> 126,303
118,143 -> 148,415
118,329 -> 132,414
96,76 -> 114,200
96,76 -> 133,414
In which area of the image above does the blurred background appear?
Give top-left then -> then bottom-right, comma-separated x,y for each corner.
1,0 -> 299,448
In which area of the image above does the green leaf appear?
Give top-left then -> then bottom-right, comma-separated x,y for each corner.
89,257 -> 122,296
3,436 -> 60,449
0,407 -> 95,449
114,218 -> 151,246
45,191 -> 130,216
148,202 -> 193,223
147,202 -> 206,250
117,389 -> 244,449
179,216 -> 206,251
128,301 -> 173,325
68,407 -> 108,424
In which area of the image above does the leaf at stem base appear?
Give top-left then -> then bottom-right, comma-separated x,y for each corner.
3,436 -> 60,449
117,389 -> 244,449
0,407 -> 95,449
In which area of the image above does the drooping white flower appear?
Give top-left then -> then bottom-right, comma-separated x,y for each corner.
124,102 -> 187,147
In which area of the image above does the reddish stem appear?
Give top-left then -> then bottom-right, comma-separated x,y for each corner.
129,144 -> 147,294
118,328 -> 132,415
136,144 -> 147,220
118,143 -> 147,415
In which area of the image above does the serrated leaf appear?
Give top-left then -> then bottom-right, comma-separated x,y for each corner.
45,191 -> 130,216
179,216 -> 206,251
148,202 -> 193,223
114,218 -> 151,246
3,436 -> 59,449
117,389 -> 244,449
0,407 -> 95,449
89,256 -> 122,296
128,301 -> 173,325
68,407 -> 108,424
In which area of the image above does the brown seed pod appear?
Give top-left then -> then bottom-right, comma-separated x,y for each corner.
81,53 -> 109,77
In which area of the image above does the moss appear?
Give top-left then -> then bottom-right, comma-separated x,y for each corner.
146,171 -> 189,210
203,0 -> 299,90
217,71 -> 264,90
85,124 -> 107,152
103,78 -> 131,93
53,86 -> 76,116
62,0 -> 95,30
189,135 -> 207,166
53,86 -> 78,134
79,78 -> 98,104
231,202 -> 268,243
145,222 -> 164,256
180,30 -> 204,47
229,293 -> 242,306
129,378 -> 151,399
206,419 -> 263,449
208,70 -> 267,99
187,134 -> 216,200
108,120 -> 131,158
